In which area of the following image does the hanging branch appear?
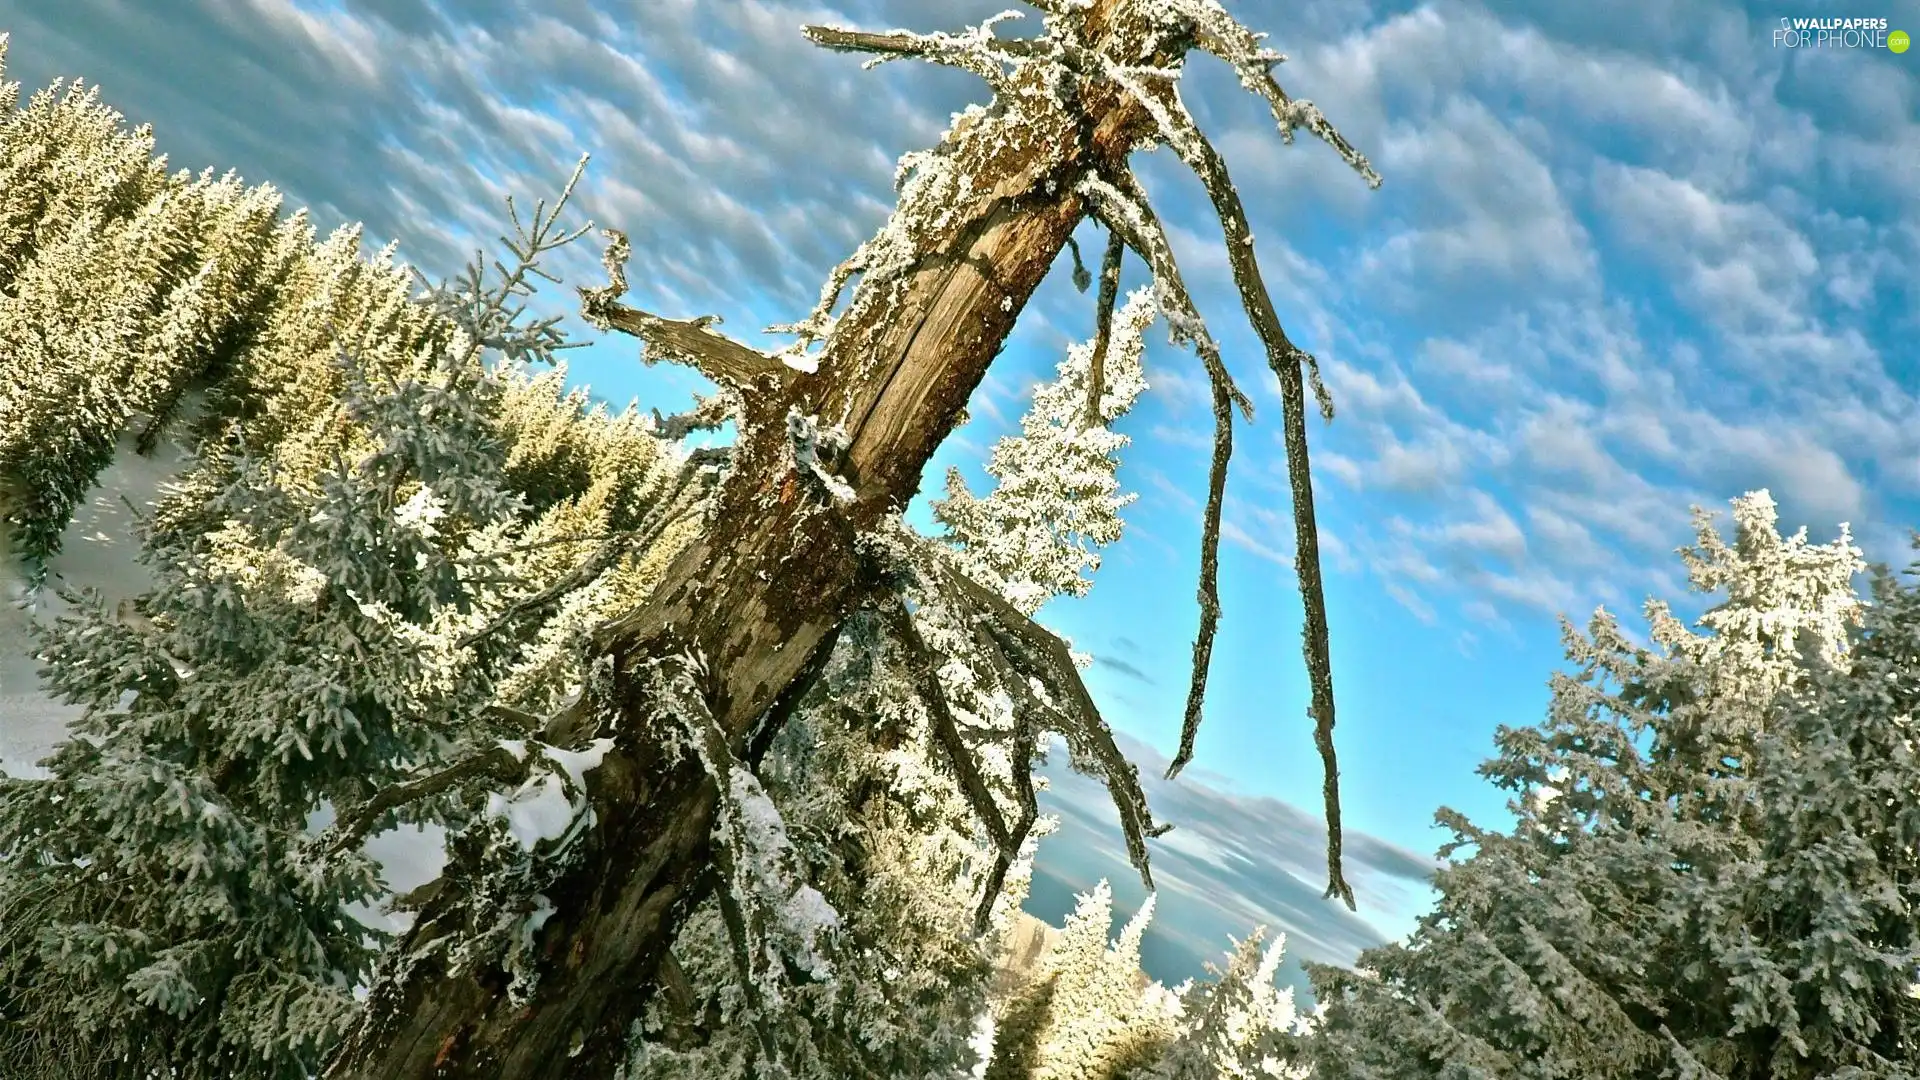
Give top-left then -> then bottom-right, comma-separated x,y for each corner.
971,719 -> 1041,936
1180,374 -> 1235,772
668,680 -> 789,1075
1075,172 -> 1253,422
1105,58 -> 1359,908
1065,235 -> 1092,292
1076,171 -> 1245,787
1081,227 -> 1127,429
876,597 -> 1014,856
926,554 -> 1166,887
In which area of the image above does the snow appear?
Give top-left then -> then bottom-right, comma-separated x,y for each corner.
483,738 -> 611,851
1,433 -> 179,777
521,893 -> 556,953
485,772 -> 581,850
541,737 -> 613,791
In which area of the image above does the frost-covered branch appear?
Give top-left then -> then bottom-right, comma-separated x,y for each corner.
1178,372 -> 1235,783
1081,227 -> 1126,430
802,13 -> 1038,87
785,406 -> 856,503
649,392 -> 736,441
325,743 -> 533,857
578,229 -> 795,395
929,557 -> 1166,888
1078,45 -> 1363,903
972,720 -> 1041,936
877,597 -> 1015,856
1180,0 -> 1381,187
763,251 -> 866,372
663,655 -> 841,1066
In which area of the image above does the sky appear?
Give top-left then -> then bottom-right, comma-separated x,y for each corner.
1,0 -> 1916,984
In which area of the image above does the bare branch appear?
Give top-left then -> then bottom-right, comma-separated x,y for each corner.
325,744 -> 532,857
930,558 -> 1162,889
578,229 -> 796,393
1123,67 -> 1356,909
971,718 -> 1039,937
487,703 -> 546,734
1076,171 -> 1254,422
1170,373 -> 1234,780
1081,227 -> 1126,430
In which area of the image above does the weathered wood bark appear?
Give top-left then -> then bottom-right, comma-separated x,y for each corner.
321,5 -> 1168,1078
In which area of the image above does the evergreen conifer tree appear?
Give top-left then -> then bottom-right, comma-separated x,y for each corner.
0,169 -> 673,1078
1304,491 -> 1879,1079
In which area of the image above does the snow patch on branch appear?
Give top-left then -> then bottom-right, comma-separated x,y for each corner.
725,763 -> 842,985
482,737 -> 611,852
785,406 -> 855,503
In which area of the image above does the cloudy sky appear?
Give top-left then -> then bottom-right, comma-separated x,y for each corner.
4,0 -> 1916,978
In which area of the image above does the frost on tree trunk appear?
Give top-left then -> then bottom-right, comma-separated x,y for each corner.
323,2 -> 1376,1077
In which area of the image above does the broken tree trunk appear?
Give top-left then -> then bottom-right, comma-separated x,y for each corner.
321,4 -> 1170,1077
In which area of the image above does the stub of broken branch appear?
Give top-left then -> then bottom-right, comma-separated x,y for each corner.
577,228 -> 797,395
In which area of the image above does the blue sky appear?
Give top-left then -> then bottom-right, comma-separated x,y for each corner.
3,0 -> 1916,979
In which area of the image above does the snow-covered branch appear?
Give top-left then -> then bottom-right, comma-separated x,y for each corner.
324,743 -> 533,857
649,392 -> 736,441
1180,0 -> 1382,187
578,229 -> 796,396
927,556 -> 1167,889
802,12 -> 1037,87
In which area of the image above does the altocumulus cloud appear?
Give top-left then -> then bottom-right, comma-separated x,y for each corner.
4,0 -> 1914,637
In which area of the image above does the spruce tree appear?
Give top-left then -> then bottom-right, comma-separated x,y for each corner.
1304,491 -> 1879,1079
0,170 -> 676,1078
1148,931 -> 1318,1080
985,881 -> 1182,1080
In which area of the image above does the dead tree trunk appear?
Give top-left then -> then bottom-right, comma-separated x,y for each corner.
321,5 -> 1171,1077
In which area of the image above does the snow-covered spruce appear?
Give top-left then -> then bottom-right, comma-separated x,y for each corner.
0,170 -> 694,1077
1301,491 -> 1904,1078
